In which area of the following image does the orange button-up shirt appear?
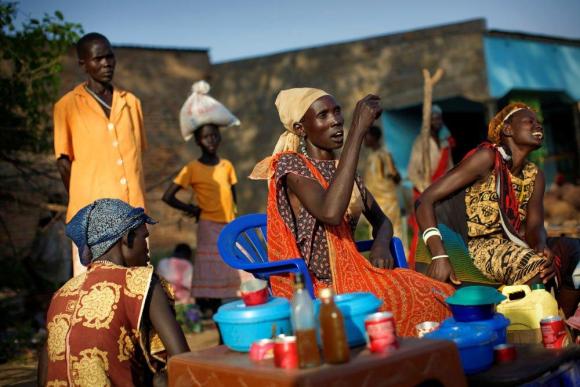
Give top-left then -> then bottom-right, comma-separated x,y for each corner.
54,83 -> 147,222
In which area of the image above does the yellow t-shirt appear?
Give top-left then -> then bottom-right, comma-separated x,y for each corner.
173,159 -> 238,223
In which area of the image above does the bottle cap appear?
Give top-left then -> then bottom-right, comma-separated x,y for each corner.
294,273 -> 303,283
318,287 -> 334,299
294,273 -> 304,289
531,283 -> 545,290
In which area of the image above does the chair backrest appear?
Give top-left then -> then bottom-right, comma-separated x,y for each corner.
218,213 -> 408,270
217,213 -> 269,270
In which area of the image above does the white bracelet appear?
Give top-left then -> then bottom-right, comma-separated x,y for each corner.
423,227 -> 439,234
431,254 -> 449,261
422,228 -> 442,245
422,227 -> 439,239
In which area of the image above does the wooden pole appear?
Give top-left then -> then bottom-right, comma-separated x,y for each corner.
420,68 -> 444,188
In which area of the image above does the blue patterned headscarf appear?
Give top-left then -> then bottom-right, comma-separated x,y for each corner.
66,198 -> 157,265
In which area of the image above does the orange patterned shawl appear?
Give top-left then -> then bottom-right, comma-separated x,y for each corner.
267,152 -> 454,336
45,262 -> 169,386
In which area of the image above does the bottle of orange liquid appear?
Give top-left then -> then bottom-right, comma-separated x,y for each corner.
319,288 -> 350,364
291,273 -> 321,368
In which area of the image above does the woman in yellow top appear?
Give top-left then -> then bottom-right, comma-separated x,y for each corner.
363,125 -> 402,239
163,124 -> 251,314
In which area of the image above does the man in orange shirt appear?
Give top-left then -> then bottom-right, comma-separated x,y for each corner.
54,33 -> 147,276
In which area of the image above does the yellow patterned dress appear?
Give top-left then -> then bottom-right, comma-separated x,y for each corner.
465,162 -> 546,284
45,262 -> 169,387
364,148 -> 402,238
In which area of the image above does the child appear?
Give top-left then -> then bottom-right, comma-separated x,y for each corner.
157,243 -> 204,333
157,243 -> 194,304
163,124 -> 250,316
363,125 -> 403,239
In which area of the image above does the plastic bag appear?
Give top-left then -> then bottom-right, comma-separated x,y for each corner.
179,80 -> 240,141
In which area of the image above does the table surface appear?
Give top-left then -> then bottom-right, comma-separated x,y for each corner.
467,343 -> 580,386
170,339 -> 580,387
169,338 -> 467,387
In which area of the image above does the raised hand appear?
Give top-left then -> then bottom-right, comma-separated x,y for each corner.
351,94 -> 382,136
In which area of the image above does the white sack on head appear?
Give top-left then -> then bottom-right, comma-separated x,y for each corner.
179,80 -> 241,141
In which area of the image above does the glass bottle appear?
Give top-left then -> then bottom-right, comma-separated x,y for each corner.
291,273 -> 321,368
318,287 -> 350,364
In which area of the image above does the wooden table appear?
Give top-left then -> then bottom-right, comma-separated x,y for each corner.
169,338 -> 467,387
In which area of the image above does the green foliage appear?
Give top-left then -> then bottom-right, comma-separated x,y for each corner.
0,2 -> 83,155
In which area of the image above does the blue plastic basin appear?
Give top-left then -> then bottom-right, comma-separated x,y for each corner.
425,325 -> 495,374
441,313 -> 510,346
315,292 -> 382,347
213,297 -> 292,352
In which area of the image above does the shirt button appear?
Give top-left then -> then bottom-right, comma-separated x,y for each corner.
112,141 -> 118,148
120,177 -> 127,185
117,159 -> 123,165
107,123 -> 114,131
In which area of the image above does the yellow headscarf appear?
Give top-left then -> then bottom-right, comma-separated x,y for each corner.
250,87 -> 329,179
487,102 -> 532,144
272,88 -> 329,154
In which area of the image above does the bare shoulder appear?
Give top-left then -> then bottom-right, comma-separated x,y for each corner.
471,147 -> 495,163
460,147 -> 495,174
532,166 -> 545,185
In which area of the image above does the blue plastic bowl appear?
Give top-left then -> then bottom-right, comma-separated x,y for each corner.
449,303 -> 495,322
441,313 -> 510,346
425,325 -> 495,374
315,292 -> 382,347
213,297 -> 292,352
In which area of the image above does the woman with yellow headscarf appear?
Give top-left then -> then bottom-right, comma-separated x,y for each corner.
252,88 -> 455,337
415,103 -> 580,317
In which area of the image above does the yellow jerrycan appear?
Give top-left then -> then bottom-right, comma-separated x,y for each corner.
496,284 -> 558,343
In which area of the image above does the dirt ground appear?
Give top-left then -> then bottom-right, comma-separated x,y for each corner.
0,323 -> 220,387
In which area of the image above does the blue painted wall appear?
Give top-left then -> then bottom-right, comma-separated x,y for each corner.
380,111 -> 421,182
484,36 -> 580,100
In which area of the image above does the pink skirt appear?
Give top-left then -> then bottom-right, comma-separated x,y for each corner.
192,219 -> 253,298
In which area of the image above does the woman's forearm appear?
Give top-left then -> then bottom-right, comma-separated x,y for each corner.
415,196 -> 447,256
526,225 -> 547,250
162,184 -> 198,215
163,195 -> 195,214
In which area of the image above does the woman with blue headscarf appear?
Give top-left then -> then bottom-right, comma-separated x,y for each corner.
38,199 -> 188,386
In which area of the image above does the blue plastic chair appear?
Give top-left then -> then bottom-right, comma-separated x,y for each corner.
217,213 -> 408,299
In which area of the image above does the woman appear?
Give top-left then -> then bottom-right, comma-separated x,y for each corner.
415,103 -> 579,315
38,199 -> 189,386
363,125 -> 403,240
252,88 -> 453,336
163,123 -> 251,316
